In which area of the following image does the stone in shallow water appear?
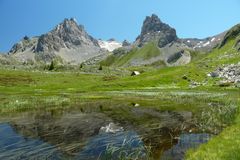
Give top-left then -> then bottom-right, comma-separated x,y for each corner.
99,122 -> 124,134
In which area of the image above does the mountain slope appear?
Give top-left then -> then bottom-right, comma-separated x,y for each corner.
219,23 -> 240,48
9,18 -> 104,64
101,42 -> 163,67
182,32 -> 226,52
97,33 -> 240,91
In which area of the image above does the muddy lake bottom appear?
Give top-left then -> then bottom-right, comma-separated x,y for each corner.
0,98 -> 229,160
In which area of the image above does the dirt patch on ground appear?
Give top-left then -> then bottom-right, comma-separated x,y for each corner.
0,74 -> 34,86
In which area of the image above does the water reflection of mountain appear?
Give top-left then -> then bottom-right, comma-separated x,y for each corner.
1,102 -> 199,159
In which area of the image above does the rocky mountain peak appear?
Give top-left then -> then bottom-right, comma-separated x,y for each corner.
9,18 -> 104,64
35,18 -> 100,53
136,14 -> 178,48
54,18 -> 81,35
122,40 -> 131,47
141,14 -> 163,35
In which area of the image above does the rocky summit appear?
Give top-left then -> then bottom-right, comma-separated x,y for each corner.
36,18 -> 100,53
9,18 -> 104,64
135,14 -> 178,48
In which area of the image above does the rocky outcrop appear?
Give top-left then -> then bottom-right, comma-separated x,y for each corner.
0,54 -> 15,65
235,39 -> 240,51
9,37 -> 38,54
211,63 -> 240,84
122,40 -> 131,47
166,50 -> 191,66
135,14 -> 177,48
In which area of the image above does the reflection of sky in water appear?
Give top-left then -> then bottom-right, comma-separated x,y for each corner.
0,123 -> 211,160
161,133 -> 211,160
77,131 -> 146,160
0,123 -> 145,160
0,123 -> 63,160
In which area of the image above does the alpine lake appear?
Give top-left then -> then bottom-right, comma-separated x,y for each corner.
0,90 -> 237,160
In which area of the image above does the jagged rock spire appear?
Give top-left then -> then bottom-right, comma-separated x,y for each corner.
136,14 -> 178,48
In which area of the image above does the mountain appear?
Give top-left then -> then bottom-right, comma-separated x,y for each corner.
101,14 -> 191,67
101,14 -> 229,67
3,14 -> 239,68
135,14 -> 178,48
134,14 -> 226,52
9,18 -> 105,64
97,39 -> 122,52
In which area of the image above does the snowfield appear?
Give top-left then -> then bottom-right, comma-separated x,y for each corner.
98,40 -> 122,52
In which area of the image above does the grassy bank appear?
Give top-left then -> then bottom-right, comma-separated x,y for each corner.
186,97 -> 240,160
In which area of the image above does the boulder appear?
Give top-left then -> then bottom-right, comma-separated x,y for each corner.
99,122 -> 124,134
131,71 -> 141,76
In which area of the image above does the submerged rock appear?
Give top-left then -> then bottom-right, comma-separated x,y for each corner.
99,122 -> 124,134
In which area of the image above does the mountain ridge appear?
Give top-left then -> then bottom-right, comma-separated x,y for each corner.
2,15 -> 240,67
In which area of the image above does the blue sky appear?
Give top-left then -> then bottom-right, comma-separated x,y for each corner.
0,0 -> 240,52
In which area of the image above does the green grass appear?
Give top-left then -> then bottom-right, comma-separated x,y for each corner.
186,95 -> 240,160
101,42 -> 162,67
0,39 -> 239,96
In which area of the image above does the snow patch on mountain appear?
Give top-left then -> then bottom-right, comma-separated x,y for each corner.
98,39 -> 122,52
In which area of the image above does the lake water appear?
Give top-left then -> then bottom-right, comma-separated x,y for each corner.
0,101 -> 217,160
